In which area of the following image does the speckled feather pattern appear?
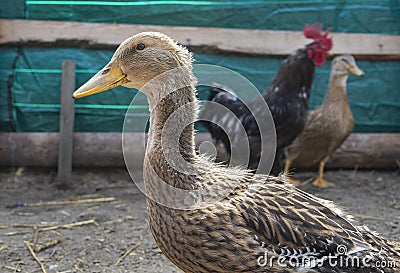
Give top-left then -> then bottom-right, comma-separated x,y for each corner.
201,42 -> 322,176
84,33 -> 399,272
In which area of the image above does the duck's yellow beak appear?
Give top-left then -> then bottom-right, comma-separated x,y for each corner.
73,59 -> 129,99
349,65 -> 365,77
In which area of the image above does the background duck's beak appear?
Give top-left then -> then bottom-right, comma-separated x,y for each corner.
73,59 -> 128,99
349,64 -> 365,76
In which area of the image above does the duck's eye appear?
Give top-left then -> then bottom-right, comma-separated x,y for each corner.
136,43 -> 146,50
102,68 -> 110,75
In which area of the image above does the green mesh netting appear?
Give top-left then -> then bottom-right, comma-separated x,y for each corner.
1,0 -> 399,132
24,0 -> 400,34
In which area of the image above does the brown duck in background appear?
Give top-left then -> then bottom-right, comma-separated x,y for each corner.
73,33 -> 399,272
284,55 -> 365,187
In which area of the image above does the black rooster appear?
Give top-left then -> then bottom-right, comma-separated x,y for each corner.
201,24 -> 333,178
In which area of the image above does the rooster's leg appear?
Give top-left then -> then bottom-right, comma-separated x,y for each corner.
312,161 -> 335,188
283,160 -> 300,186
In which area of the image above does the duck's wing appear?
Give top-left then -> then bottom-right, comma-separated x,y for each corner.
284,108 -> 333,161
230,177 -> 372,258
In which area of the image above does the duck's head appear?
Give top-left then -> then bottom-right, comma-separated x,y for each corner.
73,32 -> 193,99
332,54 -> 364,76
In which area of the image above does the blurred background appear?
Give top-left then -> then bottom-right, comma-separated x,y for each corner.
1,0 -> 399,134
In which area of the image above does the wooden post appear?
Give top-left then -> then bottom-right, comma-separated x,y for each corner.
58,60 -> 76,186
1,19 -> 400,60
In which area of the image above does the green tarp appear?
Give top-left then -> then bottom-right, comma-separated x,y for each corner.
1,0 -> 399,132
3,47 -> 400,132
24,0 -> 400,34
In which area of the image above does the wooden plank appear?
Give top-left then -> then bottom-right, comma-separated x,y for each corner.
293,133 -> 400,169
0,133 -> 399,169
57,60 -> 76,185
0,133 -> 123,167
325,133 -> 400,169
1,19 -> 399,59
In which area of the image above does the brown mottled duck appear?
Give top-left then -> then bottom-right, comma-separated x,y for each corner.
284,55 -> 365,188
73,33 -> 399,272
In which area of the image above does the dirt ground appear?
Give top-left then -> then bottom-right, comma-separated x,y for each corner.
0,167 -> 399,273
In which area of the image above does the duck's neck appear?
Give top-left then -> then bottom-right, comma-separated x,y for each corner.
144,69 -> 199,190
325,72 -> 349,105
147,86 -> 198,160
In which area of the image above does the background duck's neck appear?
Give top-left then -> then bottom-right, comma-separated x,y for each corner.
325,72 -> 349,105
144,71 -> 199,190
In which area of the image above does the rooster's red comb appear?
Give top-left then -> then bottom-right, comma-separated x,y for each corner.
303,24 -> 332,51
